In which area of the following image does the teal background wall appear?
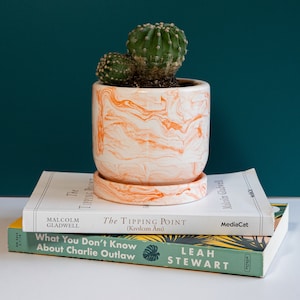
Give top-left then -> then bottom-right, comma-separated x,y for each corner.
1,0 -> 299,197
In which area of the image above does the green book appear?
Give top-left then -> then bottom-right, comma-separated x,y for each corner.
8,204 -> 288,277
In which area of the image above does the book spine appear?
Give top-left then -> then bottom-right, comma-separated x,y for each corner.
22,211 -> 274,236
8,227 -> 264,277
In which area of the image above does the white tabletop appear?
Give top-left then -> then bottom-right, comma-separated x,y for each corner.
1,197 -> 299,300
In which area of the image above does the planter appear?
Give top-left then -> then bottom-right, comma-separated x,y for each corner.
92,78 -> 210,205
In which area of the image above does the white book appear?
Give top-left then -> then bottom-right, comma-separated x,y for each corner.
22,168 -> 275,235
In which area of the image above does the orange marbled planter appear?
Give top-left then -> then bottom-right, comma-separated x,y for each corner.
92,78 -> 210,205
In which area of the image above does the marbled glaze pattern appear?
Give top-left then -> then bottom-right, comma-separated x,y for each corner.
92,80 -> 210,205
92,79 -> 210,205
93,171 -> 207,205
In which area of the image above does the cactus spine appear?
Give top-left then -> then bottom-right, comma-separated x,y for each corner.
95,52 -> 135,86
95,22 -> 188,87
127,22 -> 188,82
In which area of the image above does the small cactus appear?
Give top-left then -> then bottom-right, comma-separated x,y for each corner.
95,22 -> 188,87
95,52 -> 135,86
126,22 -> 188,82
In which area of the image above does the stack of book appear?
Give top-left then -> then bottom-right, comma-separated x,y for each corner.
7,168 -> 289,277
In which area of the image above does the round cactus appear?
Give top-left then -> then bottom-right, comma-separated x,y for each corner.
95,52 -> 136,86
126,22 -> 188,81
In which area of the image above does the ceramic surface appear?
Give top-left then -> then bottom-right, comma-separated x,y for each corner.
93,171 -> 207,205
92,79 -> 210,186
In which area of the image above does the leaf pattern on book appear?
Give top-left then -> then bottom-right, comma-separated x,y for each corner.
122,234 -> 269,251
202,235 -> 267,251
143,245 -> 160,261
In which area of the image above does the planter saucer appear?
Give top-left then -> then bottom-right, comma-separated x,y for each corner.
93,171 -> 207,206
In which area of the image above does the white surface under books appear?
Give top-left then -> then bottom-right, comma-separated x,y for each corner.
1,197 -> 300,300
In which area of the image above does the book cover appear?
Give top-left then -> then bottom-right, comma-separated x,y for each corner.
9,204 -> 288,277
22,168 -> 274,235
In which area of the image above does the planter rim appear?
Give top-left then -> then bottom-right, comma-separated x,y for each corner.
93,78 -> 209,91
